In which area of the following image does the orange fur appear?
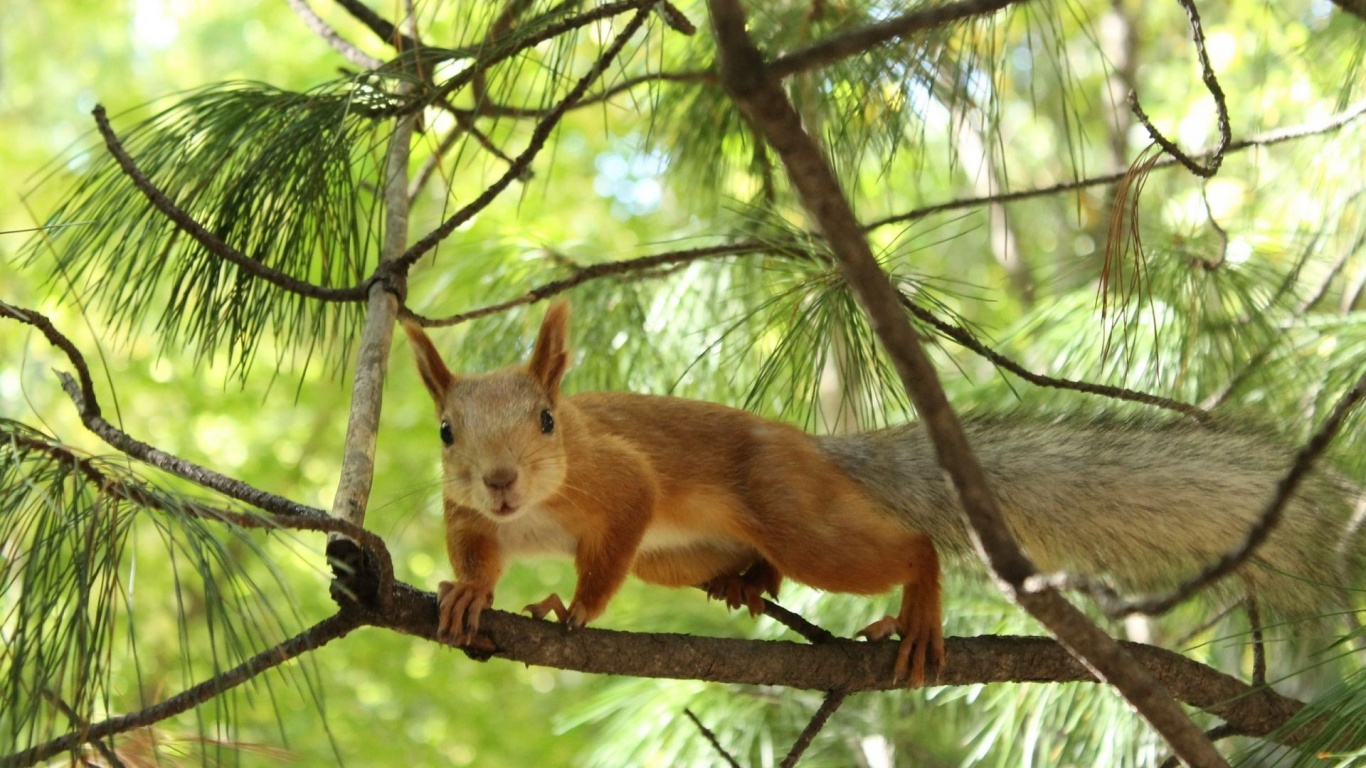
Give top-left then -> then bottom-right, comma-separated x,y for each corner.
404,303 -> 944,685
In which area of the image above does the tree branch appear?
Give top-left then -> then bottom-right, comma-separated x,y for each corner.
1127,0 -> 1231,178
779,691 -> 848,768
0,302 -> 333,522
768,0 -> 1031,80
362,585 -> 1323,749
683,709 -> 742,768
396,5 -> 654,270
90,106 -> 369,302
0,613 -> 362,768
704,2 -> 1229,765
286,0 -> 383,69
1,424 -> 395,598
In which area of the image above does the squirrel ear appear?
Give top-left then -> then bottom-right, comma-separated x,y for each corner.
401,319 -> 455,402
528,300 -> 571,395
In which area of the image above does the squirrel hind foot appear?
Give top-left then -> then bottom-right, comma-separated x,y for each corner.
857,612 -> 945,688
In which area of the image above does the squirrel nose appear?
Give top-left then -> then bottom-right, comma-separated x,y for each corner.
483,467 -> 518,492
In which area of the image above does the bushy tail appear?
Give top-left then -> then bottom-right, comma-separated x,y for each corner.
816,414 -> 1364,614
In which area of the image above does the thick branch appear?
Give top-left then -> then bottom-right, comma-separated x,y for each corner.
329,105 -> 416,529
362,585 -> 1318,748
705,2 -> 1228,765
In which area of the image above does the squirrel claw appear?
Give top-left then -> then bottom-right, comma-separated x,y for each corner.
437,580 -> 493,647
703,561 -> 782,617
857,614 -> 943,688
524,593 -> 571,623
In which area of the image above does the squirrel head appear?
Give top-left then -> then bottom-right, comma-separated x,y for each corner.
402,301 -> 571,522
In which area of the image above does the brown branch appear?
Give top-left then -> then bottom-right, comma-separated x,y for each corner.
408,244 -> 751,326
1108,369 -> 1366,616
363,585 -> 1323,749
396,5 -> 653,270
868,97 -> 1366,233
683,709 -> 742,768
332,0 -> 420,52
898,294 -> 1210,422
768,0 -> 1030,80
412,96 -> 1366,327
286,0 -> 383,69
464,70 -> 715,118
90,106 -> 369,302
423,1 -> 657,113
2,426 -> 395,598
779,691 -> 848,768
0,302 -> 334,522
1,613 -> 362,768
705,2 -> 1228,765
1330,0 -> 1366,21
1128,0 -> 1231,178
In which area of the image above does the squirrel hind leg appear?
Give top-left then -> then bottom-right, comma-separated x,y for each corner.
856,538 -> 945,687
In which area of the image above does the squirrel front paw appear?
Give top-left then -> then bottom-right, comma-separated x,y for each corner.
437,580 -> 494,646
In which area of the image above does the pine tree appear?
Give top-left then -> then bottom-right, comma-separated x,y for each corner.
3,1 -> 1365,765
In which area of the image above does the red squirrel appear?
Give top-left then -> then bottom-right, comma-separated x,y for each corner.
405,301 -> 1364,688
403,301 -> 943,685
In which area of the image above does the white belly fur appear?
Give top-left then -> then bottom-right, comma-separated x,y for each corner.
497,510 -> 746,559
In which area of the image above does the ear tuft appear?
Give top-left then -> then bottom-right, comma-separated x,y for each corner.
528,301 -> 571,395
402,319 -> 455,403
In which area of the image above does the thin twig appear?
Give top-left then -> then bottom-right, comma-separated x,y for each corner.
0,302 -> 331,521
868,98 -> 1366,233
332,0 -> 420,51
408,244 -> 748,325
898,294 -> 1209,422
90,106 -> 368,302
1111,370 -> 1366,617
397,5 -> 656,269
1247,597 -> 1267,688
757,599 -> 838,644
0,613 -> 362,768
40,692 -> 126,768
286,0 -> 383,69
682,709 -> 742,768
1157,725 -> 1244,768
1127,0 -> 1231,178
779,691 -> 848,768
768,0 -> 1029,80
3,426 -> 395,596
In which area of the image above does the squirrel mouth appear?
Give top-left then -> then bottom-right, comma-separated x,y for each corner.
492,501 -> 518,517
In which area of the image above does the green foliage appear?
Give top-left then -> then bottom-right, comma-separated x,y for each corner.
0,419 -> 321,764
25,80 -> 407,380
4,0 -> 1366,765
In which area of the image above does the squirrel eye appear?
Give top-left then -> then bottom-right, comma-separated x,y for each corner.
539,409 -> 555,435
439,419 -> 453,446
